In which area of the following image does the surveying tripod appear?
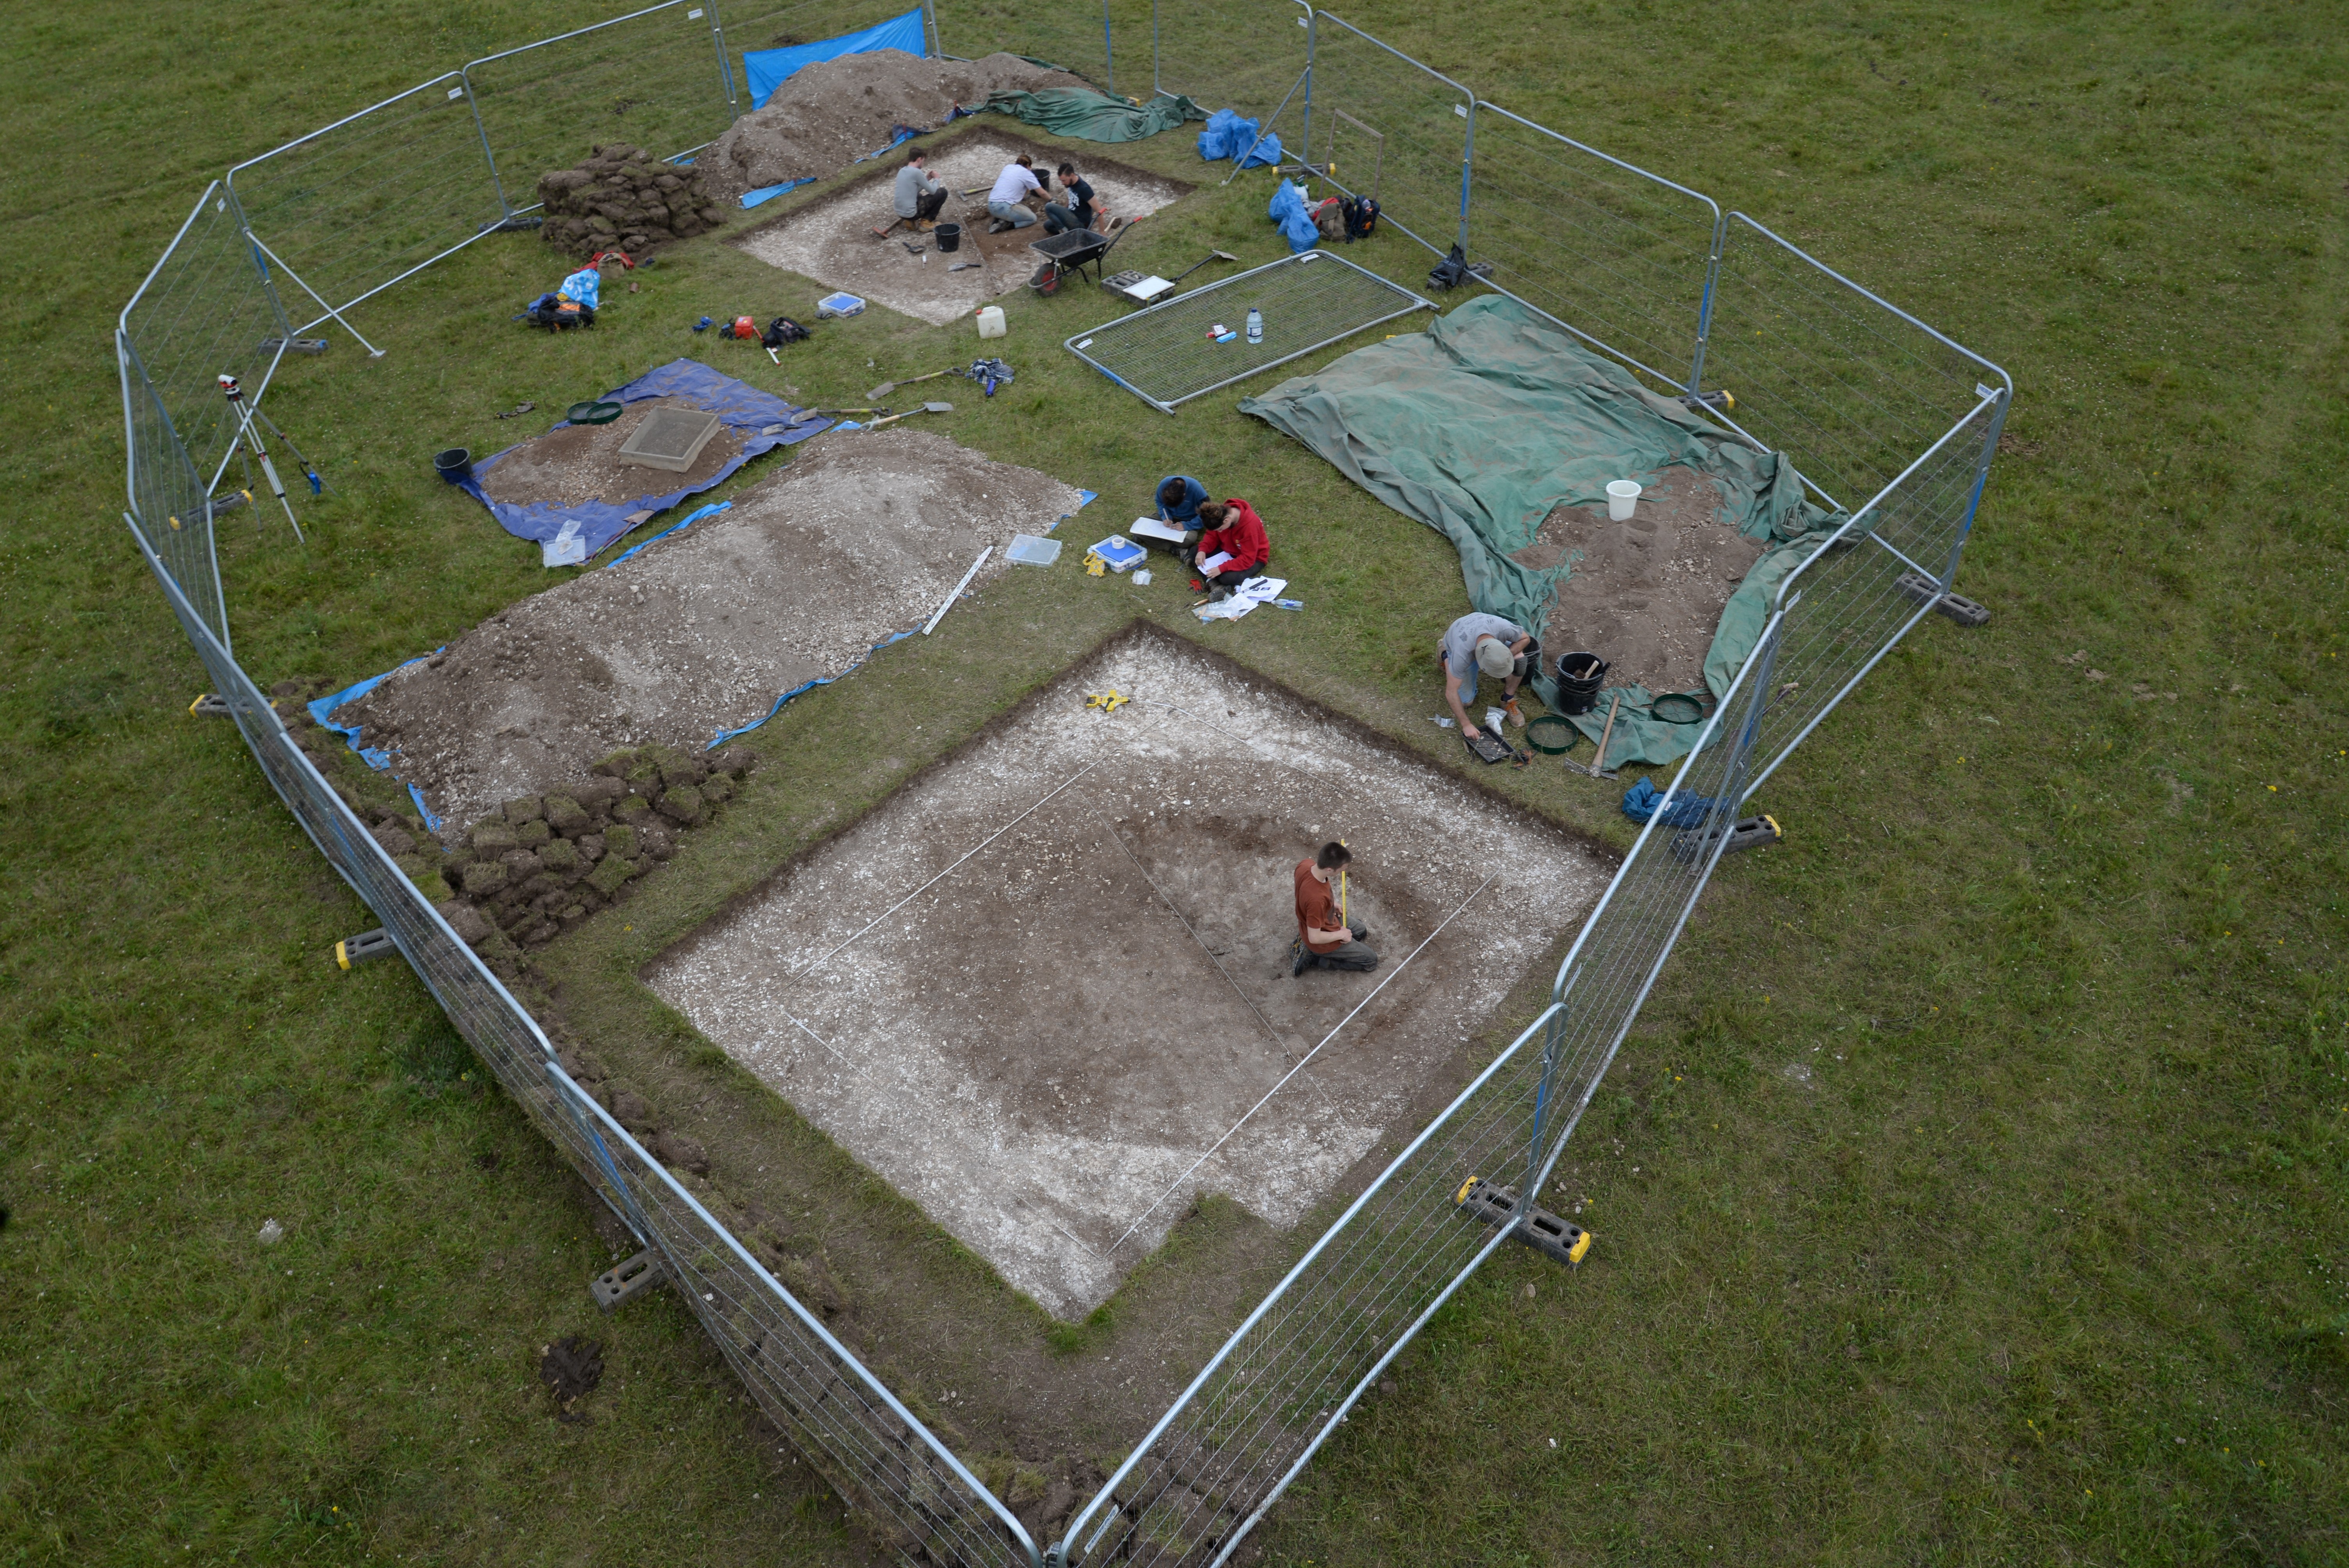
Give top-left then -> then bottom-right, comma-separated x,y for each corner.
216,373 -> 322,543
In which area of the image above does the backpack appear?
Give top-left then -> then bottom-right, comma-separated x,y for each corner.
520,292 -> 594,331
761,316 -> 812,348
1342,195 -> 1380,241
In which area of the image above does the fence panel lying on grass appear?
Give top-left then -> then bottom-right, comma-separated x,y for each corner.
1066,251 -> 1430,412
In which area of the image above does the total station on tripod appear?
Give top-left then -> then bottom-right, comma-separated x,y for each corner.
214,373 -> 325,543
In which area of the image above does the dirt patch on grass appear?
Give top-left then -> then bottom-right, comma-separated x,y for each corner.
344,428 -> 1082,832
735,133 -> 1191,326
1514,466 -> 1767,697
476,397 -> 747,510
646,634 -> 1610,1319
702,50 -> 1087,203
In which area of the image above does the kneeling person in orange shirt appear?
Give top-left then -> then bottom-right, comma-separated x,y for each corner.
1291,841 -> 1379,975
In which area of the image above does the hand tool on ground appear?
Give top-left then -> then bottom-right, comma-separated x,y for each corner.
809,406 -> 888,418
1105,247 -> 1243,310
494,401 -> 537,419
949,262 -> 982,272
900,240 -> 927,259
1557,693 -> 1622,779
922,546 -> 993,636
865,365 -> 957,401
1084,689 -> 1129,714
859,401 -> 953,430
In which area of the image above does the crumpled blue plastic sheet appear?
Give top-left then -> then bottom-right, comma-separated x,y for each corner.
307,654 -> 447,830
1620,775 -> 1716,829
1267,180 -> 1320,253
458,358 -> 831,556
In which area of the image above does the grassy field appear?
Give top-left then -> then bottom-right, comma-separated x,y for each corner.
6,0 -> 2346,1563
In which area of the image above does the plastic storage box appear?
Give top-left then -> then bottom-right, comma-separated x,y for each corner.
816,292 -> 866,319
1087,535 -> 1147,573
1006,534 -> 1062,566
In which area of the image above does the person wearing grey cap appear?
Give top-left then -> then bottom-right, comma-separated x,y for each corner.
1438,611 -> 1538,741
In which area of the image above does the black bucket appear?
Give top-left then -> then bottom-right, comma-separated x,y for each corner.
433,447 -> 472,485
933,222 -> 962,254
1554,651 -> 1608,715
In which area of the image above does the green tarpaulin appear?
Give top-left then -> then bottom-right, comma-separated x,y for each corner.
978,87 -> 1206,143
1238,295 -> 1843,766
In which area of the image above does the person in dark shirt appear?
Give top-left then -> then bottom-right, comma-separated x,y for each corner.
1043,163 -> 1098,235
1291,841 -> 1377,974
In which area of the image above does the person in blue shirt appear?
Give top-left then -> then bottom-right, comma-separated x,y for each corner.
1155,475 -> 1208,526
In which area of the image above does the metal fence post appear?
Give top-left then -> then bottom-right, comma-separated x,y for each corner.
459,69 -> 515,218
1456,96 -> 1475,254
1944,383 -> 2010,586
1299,0 -> 1315,162
1101,0 -> 1114,96
1151,0 -> 1161,96
1687,209 -> 1727,400
705,2 -> 741,118
922,0 -> 941,58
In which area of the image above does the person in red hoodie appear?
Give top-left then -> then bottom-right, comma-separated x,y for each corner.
1185,498 -> 1270,600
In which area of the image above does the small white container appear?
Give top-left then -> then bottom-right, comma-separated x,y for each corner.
975,305 -> 1007,339
1133,568 -> 1153,585
1606,479 -> 1642,521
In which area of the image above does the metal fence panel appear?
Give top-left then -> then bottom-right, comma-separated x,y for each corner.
1463,102 -> 1721,396
1065,251 -> 1431,412
119,183 -> 292,508
1305,12 -> 1468,259
465,0 -> 738,219
932,0 -> 1128,92
1150,0 -> 1310,143
1697,212 -> 2005,516
226,74 -> 507,335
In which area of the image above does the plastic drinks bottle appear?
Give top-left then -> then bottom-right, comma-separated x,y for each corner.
1246,308 -> 1263,344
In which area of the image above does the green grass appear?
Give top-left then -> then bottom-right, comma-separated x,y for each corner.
6,0 -> 2346,1563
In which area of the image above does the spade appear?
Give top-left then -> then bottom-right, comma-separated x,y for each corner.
865,366 -> 957,401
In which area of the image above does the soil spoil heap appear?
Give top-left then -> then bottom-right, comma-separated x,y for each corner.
343,428 -> 1081,833
702,49 -> 1085,201
538,144 -> 726,259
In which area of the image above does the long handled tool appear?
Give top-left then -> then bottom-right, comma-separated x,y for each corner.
1167,248 -> 1240,285
859,401 -> 953,430
1558,693 -> 1622,780
865,366 -> 957,401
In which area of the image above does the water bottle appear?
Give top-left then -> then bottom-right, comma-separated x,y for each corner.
1246,308 -> 1263,345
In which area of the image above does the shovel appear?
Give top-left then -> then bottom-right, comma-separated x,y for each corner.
1558,693 -> 1622,780
1167,248 -> 1240,286
860,401 -> 953,430
865,366 -> 957,401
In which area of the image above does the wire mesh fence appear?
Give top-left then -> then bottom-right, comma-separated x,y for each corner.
1150,0 -> 1311,137
226,75 -> 508,337
1462,102 -> 1722,396
1303,12 -> 1469,260
109,3 -> 2009,1563
465,1 -> 739,216
1066,251 -> 1429,412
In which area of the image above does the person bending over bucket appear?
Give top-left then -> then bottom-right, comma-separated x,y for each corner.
894,150 -> 948,230
1186,498 -> 1269,601
1439,611 -> 1538,741
986,155 -> 1043,232
1292,841 -> 1378,975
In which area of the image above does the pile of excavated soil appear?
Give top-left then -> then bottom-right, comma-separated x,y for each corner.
345,428 -> 1082,832
476,397 -> 747,509
1513,466 -> 1767,697
702,50 -> 1087,201
736,134 -> 1191,327
536,143 -> 726,259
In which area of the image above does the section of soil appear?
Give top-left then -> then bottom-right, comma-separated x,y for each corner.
476,397 -> 747,509
1513,465 -> 1768,696
646,635 -> 1609,1320
702,50 -> 1088,203
345,428 -> 1082,833
736,133 -> 1191,326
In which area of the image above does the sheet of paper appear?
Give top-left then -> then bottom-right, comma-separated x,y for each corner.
1198,551 -> 1234,574
1130,515 -> 1190,543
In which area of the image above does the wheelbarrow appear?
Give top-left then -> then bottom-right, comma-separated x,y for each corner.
1027,217 -> 1133,296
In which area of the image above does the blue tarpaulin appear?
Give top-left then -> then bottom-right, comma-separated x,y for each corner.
743,8 -> 926,109
460,359 -> 830,558
1267,180 -> 1319,253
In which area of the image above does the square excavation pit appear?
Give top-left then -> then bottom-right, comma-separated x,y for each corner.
734,132 -> 1191,327
615,406 -> 723,472
648,633 -> 1612,1319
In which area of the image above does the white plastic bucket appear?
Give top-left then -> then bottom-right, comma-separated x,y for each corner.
975,305 -> 1007,339
1606,479 -> 1642,521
